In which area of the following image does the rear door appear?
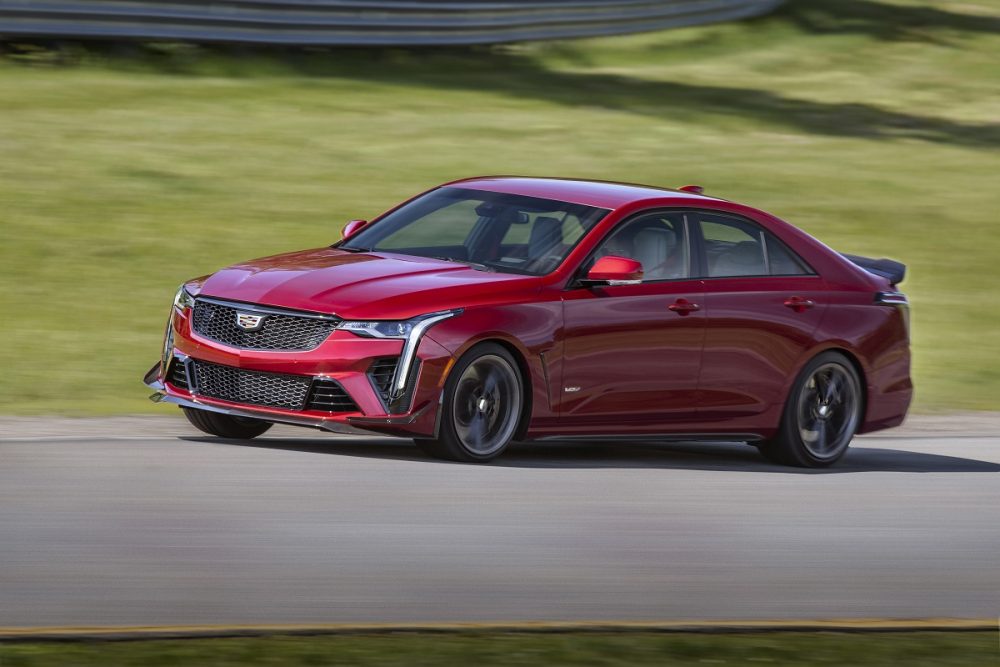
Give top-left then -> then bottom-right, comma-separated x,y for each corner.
692,211 -> 828,418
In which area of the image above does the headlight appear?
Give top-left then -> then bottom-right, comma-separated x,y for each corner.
339,320 -> 416,338
339,312 -> 455,339
173,286 -> 196,311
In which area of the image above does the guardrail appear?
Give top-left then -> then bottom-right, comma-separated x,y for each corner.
0,0 -> 784,46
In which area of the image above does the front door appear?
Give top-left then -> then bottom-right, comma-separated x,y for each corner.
559,211 -> 705,432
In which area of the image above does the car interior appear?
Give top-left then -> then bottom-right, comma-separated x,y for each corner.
351,190 -> 809,279
584,214 -> 689,281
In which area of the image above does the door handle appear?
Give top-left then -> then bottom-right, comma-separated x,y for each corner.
668,298 -> 701,315
784,296 -> 815,312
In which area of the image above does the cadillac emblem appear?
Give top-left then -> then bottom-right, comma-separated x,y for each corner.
236,312 -> 266,331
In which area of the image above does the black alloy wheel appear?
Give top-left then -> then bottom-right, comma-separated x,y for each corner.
758,351 -> 863,467
416,343 -> 523,462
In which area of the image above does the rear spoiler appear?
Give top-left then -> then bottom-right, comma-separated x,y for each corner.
842,254 -> 906,285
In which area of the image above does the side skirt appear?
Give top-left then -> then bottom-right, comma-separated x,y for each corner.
530,433 -> 766,444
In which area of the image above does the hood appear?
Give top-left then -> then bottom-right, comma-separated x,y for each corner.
196,247 -> 539,320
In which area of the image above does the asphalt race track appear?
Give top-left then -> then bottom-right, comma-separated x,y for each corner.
1,416 -> 997,627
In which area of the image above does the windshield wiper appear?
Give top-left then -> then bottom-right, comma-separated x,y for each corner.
431,256 -> 494,272
337,245 -> 373,253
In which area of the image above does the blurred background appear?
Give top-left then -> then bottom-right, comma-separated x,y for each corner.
1,0 -> 998,416
1,3 -> 998,665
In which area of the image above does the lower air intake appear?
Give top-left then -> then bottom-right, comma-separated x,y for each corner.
306,379 -> 360,413
167,358 -> 189,391
191,360 -> 311,411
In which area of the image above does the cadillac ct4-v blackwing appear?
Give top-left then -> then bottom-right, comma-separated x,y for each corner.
144,177 -> 911,467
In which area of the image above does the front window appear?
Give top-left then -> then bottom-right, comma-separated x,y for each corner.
339,187 -> 609,275
587,211 -> 691,282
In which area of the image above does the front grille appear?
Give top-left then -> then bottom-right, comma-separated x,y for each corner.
368,357 -> 399,402
192,299 -> 338,351
306,379 -> 360,413
167,358 -> 189,390
191,360 -> 312,410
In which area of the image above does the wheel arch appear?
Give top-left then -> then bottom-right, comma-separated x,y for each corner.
443,335 -> 536,441
825,347 -> 869,421
788,343 -> 870,429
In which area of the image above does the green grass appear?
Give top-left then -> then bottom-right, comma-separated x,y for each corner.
1,0 -> 998,414
0,632 -> 995,666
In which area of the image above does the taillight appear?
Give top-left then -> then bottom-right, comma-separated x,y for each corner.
874,291 -> 908,306
875,291 -> 910,339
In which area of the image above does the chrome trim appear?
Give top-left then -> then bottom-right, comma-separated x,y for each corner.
160,309 -> 175,379
389,311 -> 460,401
195,296 -> 340,321
759,229 -> 771,275
605,279 -> 642,286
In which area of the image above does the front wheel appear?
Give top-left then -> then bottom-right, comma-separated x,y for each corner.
416,343 -> 523,463
758,351 -> 863,468
182,407 -> 273,439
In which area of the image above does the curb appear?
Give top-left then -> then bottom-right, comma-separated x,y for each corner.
1,619 -> 996,642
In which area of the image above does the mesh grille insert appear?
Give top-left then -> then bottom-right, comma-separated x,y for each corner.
191,360 -> 312,410
192,299 -> 338,351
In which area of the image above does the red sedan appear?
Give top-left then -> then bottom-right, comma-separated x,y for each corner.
144,177 -> 911,467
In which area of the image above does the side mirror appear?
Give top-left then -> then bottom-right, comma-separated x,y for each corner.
341,219 -> 368,239
582,256 -> 643,286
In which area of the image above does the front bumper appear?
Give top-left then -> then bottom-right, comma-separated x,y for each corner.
144,301 -> 454,438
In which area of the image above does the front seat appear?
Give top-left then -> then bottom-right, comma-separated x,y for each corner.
712,240 -> 766,277
527,216 -> 564,271
632,226 -> 677,280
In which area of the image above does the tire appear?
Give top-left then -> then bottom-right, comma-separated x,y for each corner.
182,407 -> 273,439
758,351 -> 863,468
416,343 -> 524,462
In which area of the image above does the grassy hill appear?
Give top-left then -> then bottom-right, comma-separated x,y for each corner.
1,0 -> 998,414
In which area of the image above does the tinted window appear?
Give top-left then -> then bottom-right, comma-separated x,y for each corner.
700,216 -> 767,277
341,187 -> 608,276
766,234 -> 810,275
695,213 -> 811,278
377,198 -> 480,249
590,212 -> 690,281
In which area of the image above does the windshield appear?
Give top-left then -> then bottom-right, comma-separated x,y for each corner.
339,187 -> 609,275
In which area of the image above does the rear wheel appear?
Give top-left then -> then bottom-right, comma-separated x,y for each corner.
758,351 -> 862,467
416,343 -> 523,463
182,407 -> 273,439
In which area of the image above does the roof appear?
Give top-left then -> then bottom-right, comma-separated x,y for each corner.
447,176 -> 716,210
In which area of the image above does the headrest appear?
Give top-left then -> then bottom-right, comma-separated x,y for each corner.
729,241 -> 764,265
634,226 -> 676,249
529,216 -> 564,255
